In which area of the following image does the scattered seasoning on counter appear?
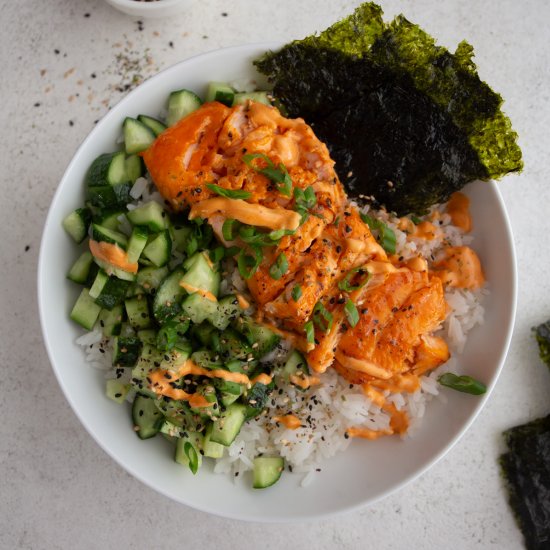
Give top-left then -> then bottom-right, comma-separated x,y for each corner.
24,245 -> 30,252
84,12 -> 90,18
221,12 -> 228,16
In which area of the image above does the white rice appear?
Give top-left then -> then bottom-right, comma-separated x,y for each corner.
77,199 -> 486,485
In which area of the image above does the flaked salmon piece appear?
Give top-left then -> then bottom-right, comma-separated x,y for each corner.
335,277 -> 447,382
143,99 -> 452,392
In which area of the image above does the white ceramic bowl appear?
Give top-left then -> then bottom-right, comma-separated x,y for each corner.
38,43 -> 517,522
103,0 -> 194,18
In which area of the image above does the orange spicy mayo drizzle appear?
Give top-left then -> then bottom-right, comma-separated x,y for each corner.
179,281 -> 218,302
148,359 -> 251,402
289,374 -> 321,390
446,192 -> 472,233
432,246 -> 485,289
347,383 -> 411,440
89,239 -> 138,273
273,414 -> 302,430
188,197 -> 301,231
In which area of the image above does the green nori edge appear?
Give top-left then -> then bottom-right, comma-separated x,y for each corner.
255,2 -> 523,215
499,415 -> 550,550
534,320 -> 550,370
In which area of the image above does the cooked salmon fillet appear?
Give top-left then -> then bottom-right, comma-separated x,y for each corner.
142,100 -> 450,385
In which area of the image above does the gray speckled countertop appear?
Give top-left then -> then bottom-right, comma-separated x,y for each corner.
2,0 -> 549,548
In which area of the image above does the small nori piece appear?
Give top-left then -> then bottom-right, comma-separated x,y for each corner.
534,320 -> 550,370
255,2 -> 523,215
499,415 -> 550,550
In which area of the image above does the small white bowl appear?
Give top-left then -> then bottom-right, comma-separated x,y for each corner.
103,0 -> 193,18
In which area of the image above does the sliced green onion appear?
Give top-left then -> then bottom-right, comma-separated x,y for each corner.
209,247 -> 225,263
291,284 -> 302,301
437,373 -> 487,395
268,228 -> 295,241
344,299 -> 360,328
222,219 -> 240,241
304,321 -> 315,344
183,441 -> 199,474
156,320 -> 190,351
242,153 -> 293,197
334,216 -> 340,227
206,183 -> 251,200
360,213 -> 397,255
411,215 -> 422,225
312,301 -> 333,333
269,253 -> 289,280
224,245 -> 240,257
237,246 -> 263,279
338,266 -> 372,293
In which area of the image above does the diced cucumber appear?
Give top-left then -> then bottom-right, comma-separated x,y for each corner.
91,224 -> 128,249
212,295 -> 242,331
136,265 -> 169,294
233,316 -> 280,358
212,378 -> 244,407
152,267 -> 186,323
137,114 -> 167,136
105,379 -> 130,404
112,335 -> 142,367
70,288 -> 102,330
125,154 -> 144,182
202,423 -> 224,458
67,251 -> 94,284
181,292 -> 218,325
172,225 -> 192,253
85,151 -> 128,187
281,350 -> 309,382
253,456 -> 284,489
62,208 -> 92,243
125,295 -> 151,329
175,432 -> 204,474
142,230 -> 172,267
166,89 -> 202,126
86,182 -> 132,209
89,270 -> 132,310
180,251 -> 220,297
123,117 -> 156,154
209,403 -> 246,446
205,81 -> 235,106
93,257 -> 137,282
126,201 -> 168,232
218,327 -> 253,361
132,394 -> 164,439
137,328 -> 157,344
191,322 -> 218,348
98,304 -> 124,336
232,91 -> 271,106
126,226 -> 149,263
95,209 -> 125,232
190,350 -> 222,370
189,384 -> 220,418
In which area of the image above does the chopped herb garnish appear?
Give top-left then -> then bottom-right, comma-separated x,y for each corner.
338,266 -> 372,292
237,246 -> 263,279
269,253 -> 289,280
438,373 -> 487,395
243,153 -> 293,197
344,299 -> 360,328
183,441 -> 199,474
410,215 -> 422,225
291,284 -> 302,301
304,321 -> 315,344
312,301 -> 333,333
360,213 -> 397,254
222,218 -> 240,241
206,183 -> 251,200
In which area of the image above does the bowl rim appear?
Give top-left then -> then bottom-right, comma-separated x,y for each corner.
37,42 -> 518,522
104,0 -> 190,12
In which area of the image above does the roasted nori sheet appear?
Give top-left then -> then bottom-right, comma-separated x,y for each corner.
255,2 -> 523,215
534,320 -> 550,370
499,415 -> 550,549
